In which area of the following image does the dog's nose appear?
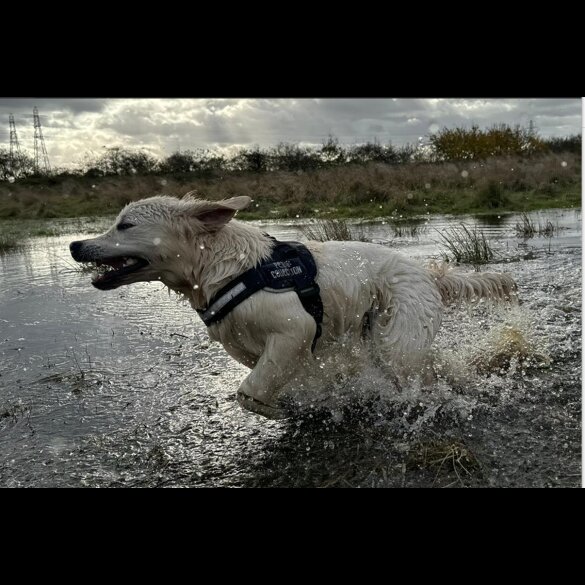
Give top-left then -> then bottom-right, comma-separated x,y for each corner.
70,241 -> 83,259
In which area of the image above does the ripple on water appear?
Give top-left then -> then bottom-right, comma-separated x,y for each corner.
0,210 -> 581,487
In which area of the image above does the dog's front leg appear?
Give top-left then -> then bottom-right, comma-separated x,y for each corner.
237,324 -> 315,419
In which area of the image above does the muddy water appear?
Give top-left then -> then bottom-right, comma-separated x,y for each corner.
0,209 -> 581,487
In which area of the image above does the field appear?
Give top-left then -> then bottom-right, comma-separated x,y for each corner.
0,152 -> 580,224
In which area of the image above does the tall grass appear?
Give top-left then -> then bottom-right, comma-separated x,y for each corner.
514,213 -> 560,239
0,234 -> 22,254
436,224 -> 496,268
514,213 -> 536,238
300,218 -> 368,242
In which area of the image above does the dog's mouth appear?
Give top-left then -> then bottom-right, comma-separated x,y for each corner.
83,256 -> 150,289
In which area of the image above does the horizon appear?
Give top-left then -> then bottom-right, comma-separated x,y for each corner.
0,98 -> 581,169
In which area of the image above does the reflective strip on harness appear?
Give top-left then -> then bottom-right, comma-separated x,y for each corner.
196,238 -> 323,352
199,281 -> 247,323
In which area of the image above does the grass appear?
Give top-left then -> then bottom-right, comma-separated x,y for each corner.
300,218 -> 368,242
0,152 -> 580,221
407,440 -> 482,487
515,212 -> 537,238
0,234 -> 22,254
388,218 -> 427,238
436,223 -> 496,267
514,212 -> 560,239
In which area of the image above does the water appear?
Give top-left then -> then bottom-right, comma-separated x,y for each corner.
0,209 -> 581,487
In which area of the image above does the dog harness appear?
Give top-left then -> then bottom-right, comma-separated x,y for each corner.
197,236 -> 323,352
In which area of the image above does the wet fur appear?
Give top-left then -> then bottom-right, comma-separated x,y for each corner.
70,194 -> 517,419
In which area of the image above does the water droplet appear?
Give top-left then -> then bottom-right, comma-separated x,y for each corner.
199,244 -> 205,249
561,161 -> 567,167
193,284 -> 199,289
176,254 -> 180,257
115,243 -> 119,247
461,170 -> 469,178
153,237 -> 161,245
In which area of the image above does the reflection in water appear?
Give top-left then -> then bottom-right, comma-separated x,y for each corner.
473,213 -> 510,226
0,209 -> 581,487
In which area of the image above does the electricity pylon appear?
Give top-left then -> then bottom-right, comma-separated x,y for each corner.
33,106 -> 51,175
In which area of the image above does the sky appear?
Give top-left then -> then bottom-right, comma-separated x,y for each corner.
0,98 -> 581,169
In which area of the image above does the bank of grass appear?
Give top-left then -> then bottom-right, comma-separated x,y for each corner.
0,152 -> 580,222
0,216 -> 113,247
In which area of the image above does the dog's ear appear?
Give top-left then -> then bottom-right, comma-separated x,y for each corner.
185,196 -> 252,231
221,196 -> 252,211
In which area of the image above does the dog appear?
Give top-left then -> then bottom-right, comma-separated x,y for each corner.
70,193 -> 517,419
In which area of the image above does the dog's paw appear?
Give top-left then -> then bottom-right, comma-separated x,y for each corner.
236,392 -> 288,420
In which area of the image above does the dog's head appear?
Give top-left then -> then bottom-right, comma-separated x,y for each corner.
69,193 -> 251,290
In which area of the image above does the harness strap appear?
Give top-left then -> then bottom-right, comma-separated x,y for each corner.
197,237 -> 323,352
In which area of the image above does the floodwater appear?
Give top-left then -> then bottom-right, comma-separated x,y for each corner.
0,209 -> 581,487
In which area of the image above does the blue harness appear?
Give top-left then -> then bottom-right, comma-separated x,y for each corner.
196,236 -> 323,352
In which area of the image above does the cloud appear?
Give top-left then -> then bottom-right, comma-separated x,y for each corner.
0,97 -> 580,168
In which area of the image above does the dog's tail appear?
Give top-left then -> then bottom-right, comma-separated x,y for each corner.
428,261 -> 518,306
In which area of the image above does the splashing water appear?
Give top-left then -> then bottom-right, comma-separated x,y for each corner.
0,210 -> 580,488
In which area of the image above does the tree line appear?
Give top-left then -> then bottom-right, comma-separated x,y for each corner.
0,124 -> 581,182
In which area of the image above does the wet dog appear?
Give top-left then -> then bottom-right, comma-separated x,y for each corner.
70,193 -> 517,419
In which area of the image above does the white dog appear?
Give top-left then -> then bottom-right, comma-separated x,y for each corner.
70,194 -> 517,419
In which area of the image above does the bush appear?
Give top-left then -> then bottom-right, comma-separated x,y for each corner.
430,123 -> 547,161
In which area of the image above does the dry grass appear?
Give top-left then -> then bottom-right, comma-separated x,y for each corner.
408,440 -> 482,487
0,151 -> 580,220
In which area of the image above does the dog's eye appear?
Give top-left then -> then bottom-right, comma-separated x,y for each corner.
117,222 -> 135,231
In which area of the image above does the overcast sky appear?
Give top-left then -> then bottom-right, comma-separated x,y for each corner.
0,98 -> 581,169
